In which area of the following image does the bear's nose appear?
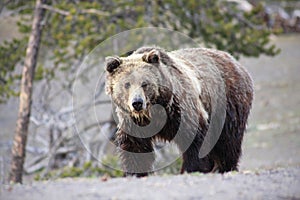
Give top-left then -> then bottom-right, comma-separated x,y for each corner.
132,98 -> 144,111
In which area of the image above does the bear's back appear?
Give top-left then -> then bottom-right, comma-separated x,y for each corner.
171,48 -> 253,95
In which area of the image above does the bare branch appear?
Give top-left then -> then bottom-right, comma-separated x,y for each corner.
39,4 -> 109,17
26,146 -> 46,154
56,146 -> 77,154
82,119 -> 115,133
228,11 -> 266,30
24,145 -> 77,174
94,99 -> 111,105
41,132 -> 65,177
80,8 -> 109,16
0,3 -> 32,16
39,4 -> 69,16
24,154 -> 48,174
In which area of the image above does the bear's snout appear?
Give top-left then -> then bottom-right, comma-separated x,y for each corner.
132,97 -> 144,111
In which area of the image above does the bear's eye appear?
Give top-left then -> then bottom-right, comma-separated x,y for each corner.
124,82 -> 130,89
141,81 -> 148,88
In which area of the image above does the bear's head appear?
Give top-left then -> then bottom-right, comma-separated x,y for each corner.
105,49 -> 173,121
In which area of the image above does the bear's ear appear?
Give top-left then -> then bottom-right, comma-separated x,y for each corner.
142,50 -> 159,64
105,56 -> 122,73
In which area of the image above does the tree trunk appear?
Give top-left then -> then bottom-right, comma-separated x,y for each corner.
9,0 -> 47,183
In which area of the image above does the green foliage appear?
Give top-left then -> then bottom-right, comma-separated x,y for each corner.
35,158 -> 123,180
34,156 -> 184,180
0,0 -> 280,103
60,167 -> 83,178
163,0 -> 280,59
0,38 -> 26,102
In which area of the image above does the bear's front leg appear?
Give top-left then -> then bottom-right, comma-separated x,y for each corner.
115,130 -> 155,177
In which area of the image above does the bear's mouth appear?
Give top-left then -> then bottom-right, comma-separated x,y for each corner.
131,110 -> 151,126
130,104 -> 151,126
131,109 -> 149,118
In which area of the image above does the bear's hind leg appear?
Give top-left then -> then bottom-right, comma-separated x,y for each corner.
177,134 -> 214,173
181,153 -> 214,173
212,129 -> 242,173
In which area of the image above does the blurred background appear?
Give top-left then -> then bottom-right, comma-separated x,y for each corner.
0,0 -> 299,183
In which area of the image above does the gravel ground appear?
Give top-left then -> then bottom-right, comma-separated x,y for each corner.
1,167 -> 300,200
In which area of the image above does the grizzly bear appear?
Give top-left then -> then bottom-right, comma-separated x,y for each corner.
105,46 -> 253,177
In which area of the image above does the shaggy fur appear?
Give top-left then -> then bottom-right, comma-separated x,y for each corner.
105,46 -> 253,177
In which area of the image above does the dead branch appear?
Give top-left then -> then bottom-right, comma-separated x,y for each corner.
24,154 -> 47,174
26,146 -> 47,154
40,131 -> 65,177
24,145 -> 77,174
39,4 -> 109,16
227,10 -> 266,30
39,4 -> 69,15
80,8 -> 109,16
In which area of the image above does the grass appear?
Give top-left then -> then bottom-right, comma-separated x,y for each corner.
34,156 -> 184,180
34,156 -> 124,181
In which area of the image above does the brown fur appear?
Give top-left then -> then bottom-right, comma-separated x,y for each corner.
105,46 -> 253,176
